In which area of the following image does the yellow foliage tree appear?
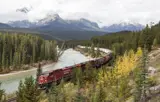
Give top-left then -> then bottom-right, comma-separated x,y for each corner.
98,48 -> 142,82
115,48 -> 143,77
97,48 -> 143,101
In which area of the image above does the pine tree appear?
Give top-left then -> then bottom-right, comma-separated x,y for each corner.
153,38 -> 158,47
40,43 -> 45,60
96,44 -> 100,57
13,51 -> 18,69
18,52 -> 21,68
36,63 -> 42,83
0,82 -> 5,102
22,76 -> 41,102
16,80 -> 25,102
32,42 -> 36,63
2,44 -> 6,70
134,48 -> 148,102
9,49 -> 13,66
22,48 -> 26,64
91,43 -> 95,57
140,48 -> 148,102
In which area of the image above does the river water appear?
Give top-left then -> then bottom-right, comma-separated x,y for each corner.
0,49 -> 91,94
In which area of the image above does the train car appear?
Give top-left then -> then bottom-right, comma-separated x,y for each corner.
62,67 -> 72,80
47,69 -> 64,83
38,69 -> 64,88
38,52 -> 112,88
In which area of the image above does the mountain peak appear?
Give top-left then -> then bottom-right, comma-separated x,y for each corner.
37,13 -> 62,25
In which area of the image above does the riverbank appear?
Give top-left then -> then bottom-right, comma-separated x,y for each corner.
0,60 -> 56,74
0,62 -> 55,81
75,46 -> 111,59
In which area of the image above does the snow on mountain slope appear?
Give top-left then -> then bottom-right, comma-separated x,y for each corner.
8,14 -> 100,31
8,13 -> 145,32
102,22 -> 145,32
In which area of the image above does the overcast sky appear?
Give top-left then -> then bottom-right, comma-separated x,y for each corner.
0,0 -> 160,26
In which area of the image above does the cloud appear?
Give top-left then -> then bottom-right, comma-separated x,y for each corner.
0,0 -> 160,26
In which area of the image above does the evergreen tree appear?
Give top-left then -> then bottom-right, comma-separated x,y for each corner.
24,77 -> 40,102
0,82 -> 5,102
140,48 -> 148,102
153,38 -> 158,47
9,49 -> 13,66
16,77 -> 41,102
32,42 -> 36,63
134,48 -> 148,102
2,43 -> 6,70
36,63 -> 42,83
91,43 -> 95,57
16,80 -> 25,102
96,44 -> 100,57
22,48 -> 26,64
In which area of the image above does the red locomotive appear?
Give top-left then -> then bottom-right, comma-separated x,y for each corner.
38,53 -> 112,88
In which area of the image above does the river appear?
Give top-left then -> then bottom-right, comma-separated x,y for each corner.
0,49 -> 91,94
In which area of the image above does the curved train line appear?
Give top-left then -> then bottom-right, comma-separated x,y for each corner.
38,46 -> 113,88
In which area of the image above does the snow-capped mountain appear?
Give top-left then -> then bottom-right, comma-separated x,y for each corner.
36,14 -> 67,26
102,22 -> 145,32
8,20 -> 36,28
8,14 -> 101,31
66,18 -> 100,31
8,13 -> 145,32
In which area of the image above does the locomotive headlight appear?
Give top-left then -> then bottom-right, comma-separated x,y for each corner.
39,76 -> 47,84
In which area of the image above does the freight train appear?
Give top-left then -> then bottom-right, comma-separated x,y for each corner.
38,47 -> 112,88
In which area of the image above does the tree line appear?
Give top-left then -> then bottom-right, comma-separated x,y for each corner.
91,24 -> 160,55
0,33 -> 57,73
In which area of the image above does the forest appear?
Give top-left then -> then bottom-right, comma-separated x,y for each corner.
0,33 -> 57,73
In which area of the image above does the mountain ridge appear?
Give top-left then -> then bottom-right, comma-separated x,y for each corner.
102,22 -> 145,32
8,13 -> 144,32
0,23 -> 11,28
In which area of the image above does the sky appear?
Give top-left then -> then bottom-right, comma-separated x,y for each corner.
0,0 -> 160,26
